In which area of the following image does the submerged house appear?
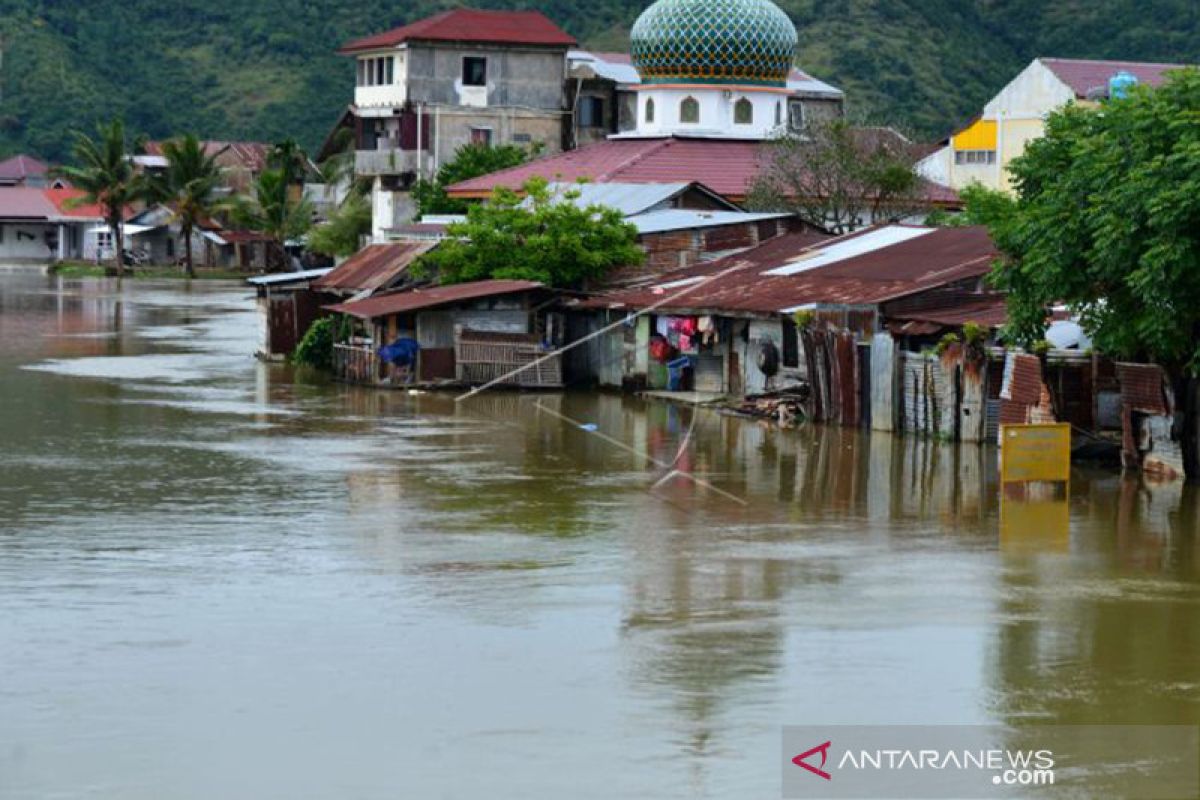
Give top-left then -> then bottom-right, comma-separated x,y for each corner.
324,279 -> 564,387
247,268 -> 334,360
572,224 -> 1001,403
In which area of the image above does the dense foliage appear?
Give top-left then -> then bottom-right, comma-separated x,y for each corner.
416,178 -> 643,287
293,317 -> 335,370
11,0 -> 1200,161
987,69 -> 1200,378
230,168 -> 314,270
412,143 -> 531,217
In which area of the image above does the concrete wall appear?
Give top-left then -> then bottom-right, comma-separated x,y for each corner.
406,44 -> 566,111
635,87 -> 788,138
0,222 -> 56,261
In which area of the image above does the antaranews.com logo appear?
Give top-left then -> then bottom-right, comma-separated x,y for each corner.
781,725 -> 1199,799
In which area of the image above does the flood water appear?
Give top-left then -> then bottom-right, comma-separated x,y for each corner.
1,271 -> 1198,799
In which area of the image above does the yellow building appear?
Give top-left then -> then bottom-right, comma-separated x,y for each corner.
919,58 -> 1187,192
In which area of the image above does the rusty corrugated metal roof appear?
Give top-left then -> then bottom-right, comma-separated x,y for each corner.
313,242 -> 435,292
325,279 -> 544,320
581,225 -> 995,314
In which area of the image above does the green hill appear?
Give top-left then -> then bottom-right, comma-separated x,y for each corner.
3,0 -> 1199,162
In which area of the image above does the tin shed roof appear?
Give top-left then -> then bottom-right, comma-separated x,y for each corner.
340,9 -> 576,53
313,241 -> 436,292
325,279 -> 544,320
583,225 -> 996,315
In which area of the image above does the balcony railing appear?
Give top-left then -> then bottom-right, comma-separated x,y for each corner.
355,148 -> 420,177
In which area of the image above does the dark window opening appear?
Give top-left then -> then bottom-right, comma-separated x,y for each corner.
470,127 -> 493,146
463,57 -> 487,87
578,96 -> 604,128
782,316 -> 799,368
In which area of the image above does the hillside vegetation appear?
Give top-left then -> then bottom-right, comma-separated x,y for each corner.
4,0 -> 1200,161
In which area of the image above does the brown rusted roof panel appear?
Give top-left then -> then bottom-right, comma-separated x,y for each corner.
325,279 -> 544,320
1116,362 -> 1169,415
583,226 -> 996,314
313,242 -> 436,292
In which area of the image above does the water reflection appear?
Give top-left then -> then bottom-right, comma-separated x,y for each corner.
1,272 -> 1198,799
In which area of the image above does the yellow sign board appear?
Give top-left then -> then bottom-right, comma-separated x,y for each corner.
1000,423 -> 1071,484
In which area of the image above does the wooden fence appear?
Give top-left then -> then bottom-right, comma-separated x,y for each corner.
333,343 -> 377,385
455,328 -> 562,388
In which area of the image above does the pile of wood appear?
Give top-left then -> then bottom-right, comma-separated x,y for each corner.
725,387 -> 809,427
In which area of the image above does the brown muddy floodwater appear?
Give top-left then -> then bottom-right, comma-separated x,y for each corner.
0,271 -> 1198,799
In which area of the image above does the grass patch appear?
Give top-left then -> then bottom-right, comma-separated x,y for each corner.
49,261 -> 250,280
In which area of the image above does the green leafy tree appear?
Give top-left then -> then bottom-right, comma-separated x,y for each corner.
988,69 -> 1200,476
925,183 -> 1016,228
293,316 -> 335,370
307,192 -> 370,257
148,134 -> 228,278
52,118 -> 148,277
232,167 -> 314,272
413,142 -> 532,217
415,178 -> 642,287
746,119 -> 923,234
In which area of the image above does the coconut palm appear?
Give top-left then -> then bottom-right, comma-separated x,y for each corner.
149,134 -> 228,278
53,119 -> 148,278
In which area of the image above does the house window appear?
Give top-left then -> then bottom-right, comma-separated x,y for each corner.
680,96 -> 699,124
463,56 -> 487,87
385,56 -> 394,84
470,127 -> 493,146
579,96 -> 604,128
645,97 -> 655,123
734,97 -> 753,125
775,101 -> 782,126
166,236 -> 175,259
955,149 -> 996,165
788,100 -> 804,132
512,133 -> 532,144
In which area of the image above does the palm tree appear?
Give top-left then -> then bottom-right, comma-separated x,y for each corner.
53,119 -> 147,278
233,167 -> 314,272
149,135 -> 227,278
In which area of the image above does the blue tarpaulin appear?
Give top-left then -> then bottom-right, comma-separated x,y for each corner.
378,337 -> 420,366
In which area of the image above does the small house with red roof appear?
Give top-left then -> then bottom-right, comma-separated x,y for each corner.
0,186 -> 118,263
918,57 -> 1190,192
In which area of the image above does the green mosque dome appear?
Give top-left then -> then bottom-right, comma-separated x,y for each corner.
629,0 -> 798,87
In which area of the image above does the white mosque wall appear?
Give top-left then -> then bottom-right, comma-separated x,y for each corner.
630,86 -> 789,139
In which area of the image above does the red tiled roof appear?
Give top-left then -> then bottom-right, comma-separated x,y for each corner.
340,9 -> 576,54
326,279 -> 544,319
1040,57 -> 1187,98
313,242 -> 436,292
582,225 -> 997,314
0,187 -> 58,219
449,137 -> 767,199
0,154 -> 49,181
43,188 -> 109,220
449,135 -> 960,205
